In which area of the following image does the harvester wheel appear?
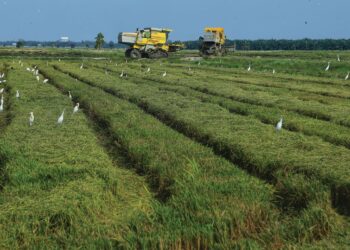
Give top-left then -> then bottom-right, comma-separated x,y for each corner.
129,49 -> 141,59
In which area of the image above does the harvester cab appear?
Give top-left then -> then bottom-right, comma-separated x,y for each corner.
199,27 -> 227,56
118,27 -> 183,59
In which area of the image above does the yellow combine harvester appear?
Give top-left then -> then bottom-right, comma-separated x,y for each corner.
118,27 -> 184,59
199,27 -> 227,56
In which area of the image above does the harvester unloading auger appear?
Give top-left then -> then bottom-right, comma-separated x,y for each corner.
118,27 -> 184,59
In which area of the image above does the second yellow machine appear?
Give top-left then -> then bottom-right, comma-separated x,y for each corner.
118,27 -> 183,59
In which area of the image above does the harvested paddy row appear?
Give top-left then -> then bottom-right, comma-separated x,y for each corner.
178,56 -> 350,81
53,63 -> 350,216
38,64 -> 288,249
122,63 -> 350,127
89,62 -> 350,149
0,65 -> 153,248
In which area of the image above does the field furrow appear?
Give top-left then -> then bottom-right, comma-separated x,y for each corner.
0,65 -> 153,248
53,63 -> 350,217
37,64 -> 293,249
89,63 -> 350,149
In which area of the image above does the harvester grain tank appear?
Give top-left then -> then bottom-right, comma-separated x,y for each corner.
199,27 -> 227,56
118,27 -> 183,59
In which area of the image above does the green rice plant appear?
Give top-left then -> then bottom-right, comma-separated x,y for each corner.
39,64 -> 287,248
88,61 -> 350,149
0,65 -> 153,248
54,63 -> 350,217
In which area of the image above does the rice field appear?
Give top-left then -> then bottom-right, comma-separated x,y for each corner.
0,48 -> 349,249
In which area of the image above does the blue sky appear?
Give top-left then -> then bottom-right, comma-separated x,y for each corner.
0,0 -> 349,41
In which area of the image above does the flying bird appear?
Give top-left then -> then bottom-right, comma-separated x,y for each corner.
57,109 -> 65,124
275,118 -> 283,132
29,112 -> 34,126
73,103 -> 79,114
325,62 -> 330,71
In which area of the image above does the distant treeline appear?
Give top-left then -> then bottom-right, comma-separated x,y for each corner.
181,39 -> 350,50
0,40 -> 125,49
2,39 -> 350,51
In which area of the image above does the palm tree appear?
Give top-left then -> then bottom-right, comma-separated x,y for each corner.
95,32 -> 105,50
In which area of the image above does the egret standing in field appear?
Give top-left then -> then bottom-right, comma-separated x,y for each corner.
120,70 -> 124,78
36,75 -> 40,82
43,79 -> 49,83
162,71 -> 167,77
272,69 -> 276,74
337,55 -> 341,62
68,91 -> 72,99
247,64 -> 251,72
57,109 -> 65,125
73,103 -> 79,114
146,67 -> 151,73
275,118 -> 283,132
16,90 -> 20,98
0,88 -> 4,94
345,72 -> 349,80
325,62 -> 330,71
0,100 -> 3,112
80,63 -> 84,70
29,112 -> 34,126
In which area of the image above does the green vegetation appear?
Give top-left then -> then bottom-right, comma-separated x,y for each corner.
0,65 -> 153,248
0,49 -> 349,248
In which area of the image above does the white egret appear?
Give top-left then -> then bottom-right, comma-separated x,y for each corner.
275,118 -> 283,132
68,91 -> 72,99
73,103 -> 79,114
26,67 -> 31,71
146,67 -> 151,73
0,100 -> 3,112
57,109 -> 65,124
247,64 -> 251,72
16,90 -> 20,98
162,71 -> 167,77
272,69 -> 276,74
80,63 -> 84,69
36,76 -> 40,82
346,72 -> 349,81
325,62 -> 330,71
337,55 -> 340,62
0,88 -> 3,94
29,112 -> 34,126
43,79 -> 49,83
